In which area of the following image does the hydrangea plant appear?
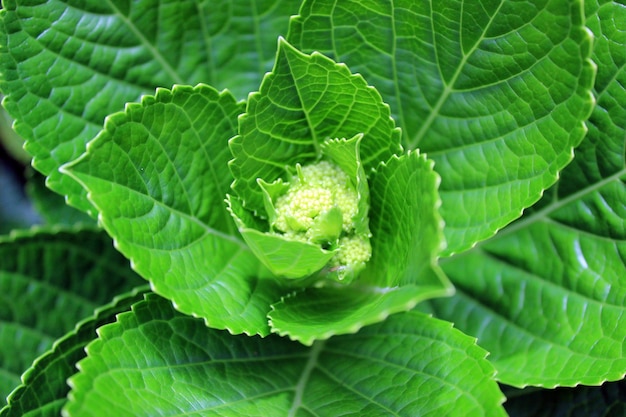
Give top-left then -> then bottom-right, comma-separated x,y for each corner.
0,0 -> 624,416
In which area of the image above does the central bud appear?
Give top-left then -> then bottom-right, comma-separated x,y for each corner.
267,160 -> 371,277
273,161 -> 357,245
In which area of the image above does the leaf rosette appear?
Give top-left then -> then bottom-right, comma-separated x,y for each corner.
229,39 -> 453,343
63,39 -> 452,343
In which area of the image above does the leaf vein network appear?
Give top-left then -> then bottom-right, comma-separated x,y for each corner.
103,0 -> 184,84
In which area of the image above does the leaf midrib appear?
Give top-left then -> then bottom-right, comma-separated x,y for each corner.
494,168 -> 626,238
408,0 -> 505,149
288,340 -> 324,417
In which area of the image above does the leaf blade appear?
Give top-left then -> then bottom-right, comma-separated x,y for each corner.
65,293 -> 506,417
0,0 -> 297,211
289,0 -> 596,254
62,84 -> 286,336
1,286 -> 148,417
0,227 -> 145,406
428,0 -> 626,388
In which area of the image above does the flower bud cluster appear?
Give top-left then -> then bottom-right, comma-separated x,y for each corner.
271,160 -> 371,275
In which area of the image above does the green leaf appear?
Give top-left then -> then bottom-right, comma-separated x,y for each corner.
268,151 -> 452,344
0,0 -> 297,212
228,203 -> 336,279
428,0 -> 626,388
0,286 -> 148,417
65,293 -> 506,417
363,151 -> 448,287
229,38 -> 402,214
0,227 -> 145,405
269,285 -> 450,345
62,84 -> 287,336
289,0 -> 596,255
321,134 -> 370,236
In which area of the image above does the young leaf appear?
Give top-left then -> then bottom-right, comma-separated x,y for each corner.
65,293 -> 506,417
228,215 -> 336,279
268,151 -> 453,343
0,227 -> 145,405
62,84 -> 287,336
229,38 -> 402,214
362,151 -> 448,287
289,0 -> 596,255
428,0 -> 626,388
0,0 -> 298,213
0,286 -> 148,417
269,284 -> 451,345
321,134 -> 370,236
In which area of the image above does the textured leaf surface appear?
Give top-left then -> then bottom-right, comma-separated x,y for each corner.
235,227 -> 335,279
429,0 -> 626,387
65,293 -> 506,417
269,284 -> 450,345
0,287 -> 148,417
0,227 -> 144,405
503,380 -> 626,417
269,151 -> 452,344
230,39 -> 402,214
0,0 -> 297,212
62,85 -> 286,336
289,0 -> 595,254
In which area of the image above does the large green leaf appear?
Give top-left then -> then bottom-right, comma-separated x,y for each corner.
428,0 -> 626,387
288,0 -> 595,255
0,227 -> 144,405
0,286 -> 148,417
62,84 -> 287,336
229,38 -> 402,214
269,151 -> 452,344
0,0 -> 297,213
64,293 -> 506,417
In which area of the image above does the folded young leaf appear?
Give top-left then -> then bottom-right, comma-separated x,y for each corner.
0,286 -> 148,417
62,85 -> 287,336
289,0 -> 595,255
0,0 -> 298,213
65,293 -> 506,417
229,38 -> 402,214
0,227 -> 144,406
362,151 -> 448,288
269,284 -> 451,345
428,0 -> 626,388
269,151 -> 453,343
